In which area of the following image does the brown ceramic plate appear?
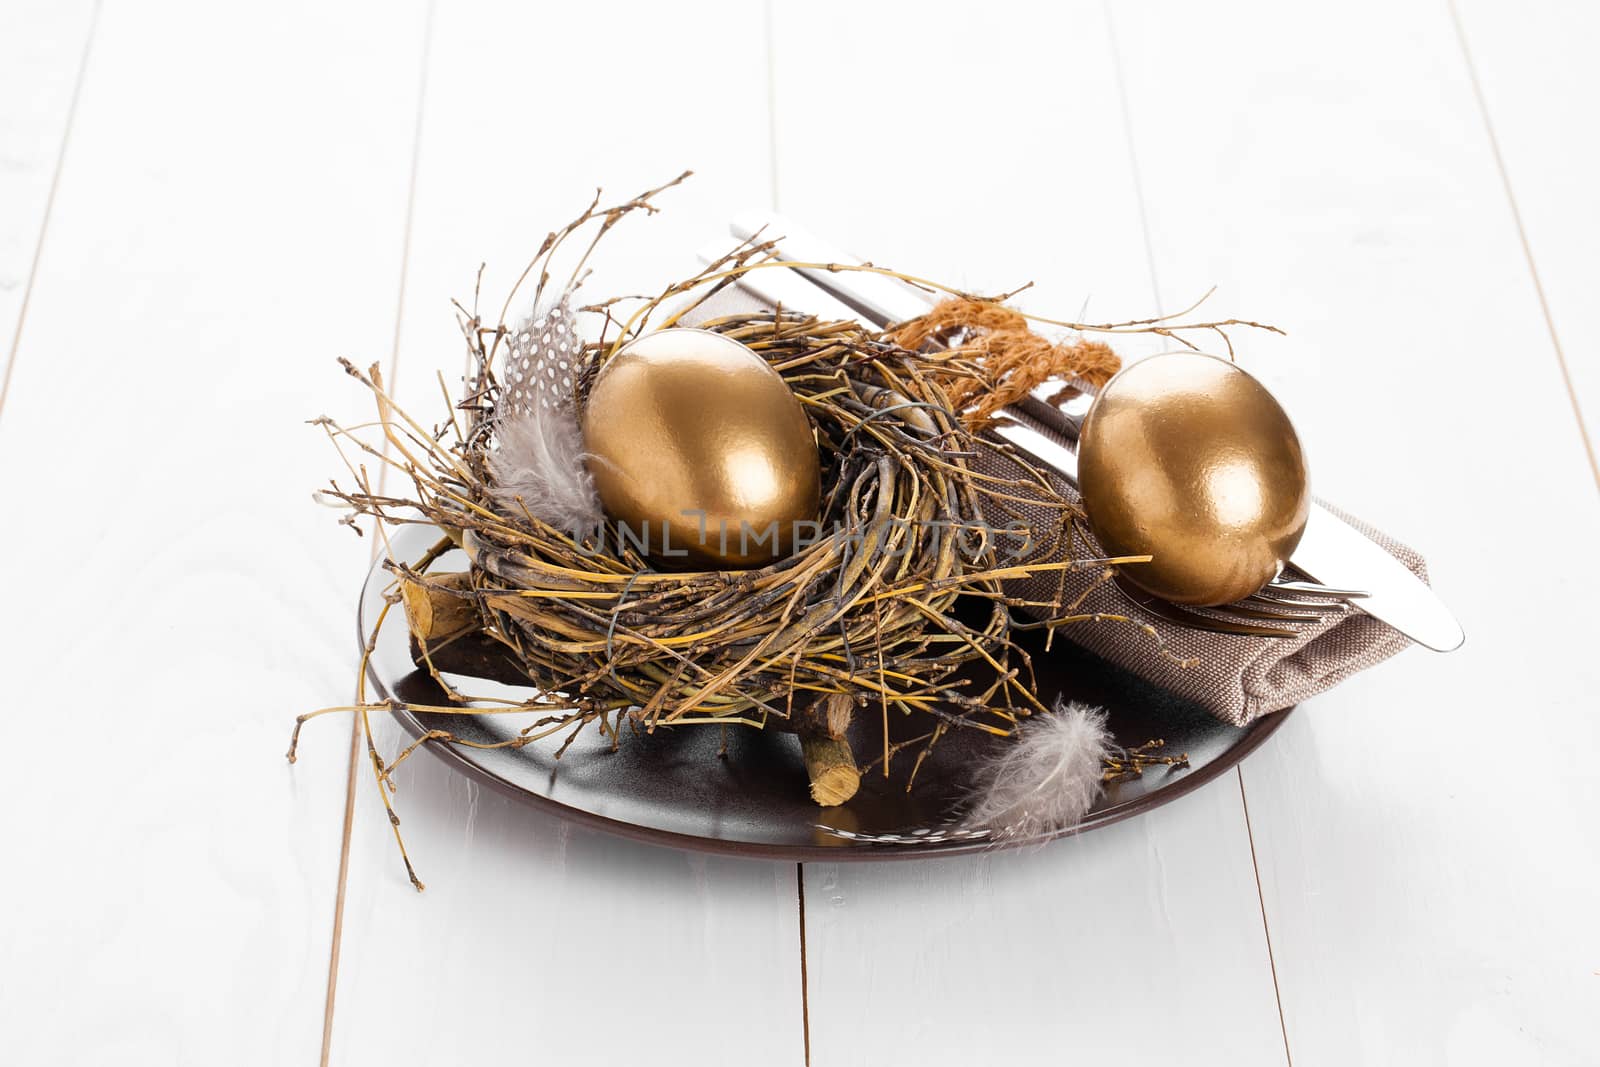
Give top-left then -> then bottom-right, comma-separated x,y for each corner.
363,524 -> 1289,859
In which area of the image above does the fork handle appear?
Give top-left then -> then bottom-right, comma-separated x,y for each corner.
1011,391 -> 1093,442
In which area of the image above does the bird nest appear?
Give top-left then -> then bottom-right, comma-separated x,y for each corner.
450,306 -> 1086,724
295,176 -> 1264,886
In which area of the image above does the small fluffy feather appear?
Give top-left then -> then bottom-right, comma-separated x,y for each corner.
488,405 -> 602,535
959,700 -> 1113,840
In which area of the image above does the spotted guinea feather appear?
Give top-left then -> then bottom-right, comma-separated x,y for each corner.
488,295 -> 602,536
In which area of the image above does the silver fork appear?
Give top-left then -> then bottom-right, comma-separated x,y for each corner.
711,223 -> 1368,640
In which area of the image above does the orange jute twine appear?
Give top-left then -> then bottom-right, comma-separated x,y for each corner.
890,297 -> 1122,427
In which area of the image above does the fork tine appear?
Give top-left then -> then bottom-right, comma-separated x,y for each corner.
1267,578 -> 1369,599
1209,602 -> 1328,623
1113,577 -> 1298,639
1242,592 -> 1351,614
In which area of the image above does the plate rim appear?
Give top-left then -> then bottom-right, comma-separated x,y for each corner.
361,528 -> 1292,861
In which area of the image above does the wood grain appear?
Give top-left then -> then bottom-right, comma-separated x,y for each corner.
323,3 -> 806,1063
0,1 -> 428,1061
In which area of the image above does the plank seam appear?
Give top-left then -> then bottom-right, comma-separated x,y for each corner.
764,0 -> 781,212
1238,771 -> 1293,1066
796,863 -> 812,1067
1447,0 -> 1600,491
1101,0 -> 1165,316
0,0 -> 101,428
320,2 -> 438,1062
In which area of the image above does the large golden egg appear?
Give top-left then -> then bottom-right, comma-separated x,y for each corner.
582,328 -> 821,569
1077,352 -> 1310,606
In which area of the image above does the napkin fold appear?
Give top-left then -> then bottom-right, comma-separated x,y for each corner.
680,284 -> 1427,726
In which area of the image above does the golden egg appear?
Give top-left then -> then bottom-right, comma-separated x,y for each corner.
582,328 -> 822,570
1077,352 -> 1310,606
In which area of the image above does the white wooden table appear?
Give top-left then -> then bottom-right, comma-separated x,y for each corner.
2,2 -> 1596,1064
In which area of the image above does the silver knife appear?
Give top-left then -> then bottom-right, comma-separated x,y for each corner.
721,215 -> 1465,652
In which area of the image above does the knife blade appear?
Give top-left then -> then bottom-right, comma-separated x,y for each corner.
731,214 -> 934,325
722,214 -> 1465,652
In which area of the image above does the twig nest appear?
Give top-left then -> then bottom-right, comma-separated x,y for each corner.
454,310 -> 1078,733
582,328 -> 822,569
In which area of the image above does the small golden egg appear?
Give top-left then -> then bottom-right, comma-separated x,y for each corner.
582,328 -> 822,570
1077,352 -> 1310,606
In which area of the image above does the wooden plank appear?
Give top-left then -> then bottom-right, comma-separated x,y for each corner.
1107,1 -> 1600,1062
0,0 -> 95,400
803,790 -> 1286,1063
772,2 -> 1290,1061
325,3 -> 806,1063
0,1 -> 429,1061
1453,0 -> 1600,483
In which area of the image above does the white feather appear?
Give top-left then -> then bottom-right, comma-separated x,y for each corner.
959,700 -> 1112,840
488,405 -> 602,535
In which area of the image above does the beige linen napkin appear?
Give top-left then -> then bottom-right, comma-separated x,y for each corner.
681,285 -> 1427,726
